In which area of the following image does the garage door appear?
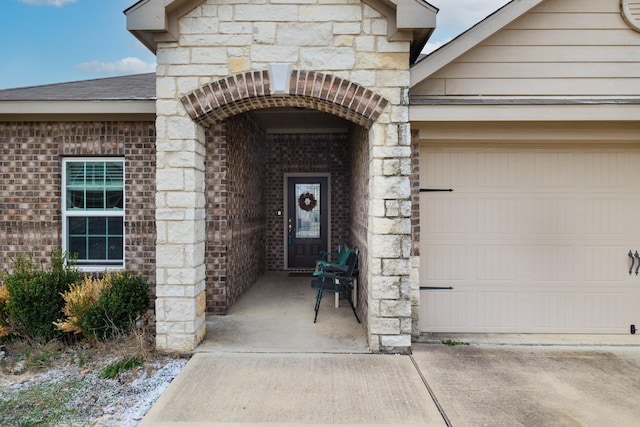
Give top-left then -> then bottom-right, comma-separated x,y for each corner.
419,144 -> 640,334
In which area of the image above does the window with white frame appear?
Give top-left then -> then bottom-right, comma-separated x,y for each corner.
62,159 -> 125,269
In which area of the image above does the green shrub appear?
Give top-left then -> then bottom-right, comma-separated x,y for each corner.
54,275 -> 107,336
1,250 -> 81,341
100,356 -> 144,379
0,285 -> 9,338
79,271 -> 149,340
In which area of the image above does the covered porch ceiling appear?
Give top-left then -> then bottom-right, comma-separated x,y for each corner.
250,108 -> 353,134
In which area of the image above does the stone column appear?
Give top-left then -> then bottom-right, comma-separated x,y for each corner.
154,106 -> 207,351
367,119 -> 413,354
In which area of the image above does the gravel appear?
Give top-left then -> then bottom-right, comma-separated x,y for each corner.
0,351 -> 189,426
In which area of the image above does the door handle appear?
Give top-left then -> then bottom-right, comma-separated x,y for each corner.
635,251 -> 639,276
629,250 -> 635,276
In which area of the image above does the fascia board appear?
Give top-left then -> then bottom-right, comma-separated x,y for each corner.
410,0 -> 544,87
395,0 -> 437,29
0,100 -> 157,116
125,0 -> 205,53
409,103 -> 640,123
362,0 -> 436,33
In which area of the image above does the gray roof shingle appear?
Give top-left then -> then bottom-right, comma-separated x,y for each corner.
0,73 -> 156,101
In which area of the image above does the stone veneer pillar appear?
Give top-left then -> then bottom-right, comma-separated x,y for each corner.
367,118 -> 413,353
154,112 -> 207,351
152,0 -> 416,353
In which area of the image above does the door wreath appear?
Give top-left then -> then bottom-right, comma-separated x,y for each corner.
298,192 -> 317,211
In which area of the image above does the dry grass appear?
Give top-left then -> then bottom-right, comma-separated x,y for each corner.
0,324 -> 187,427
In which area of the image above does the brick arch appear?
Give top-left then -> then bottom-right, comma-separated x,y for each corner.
180,70 -> 389,128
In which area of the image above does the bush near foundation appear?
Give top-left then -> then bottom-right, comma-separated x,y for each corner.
0,250 -> 81,341
56,271 -> 149,341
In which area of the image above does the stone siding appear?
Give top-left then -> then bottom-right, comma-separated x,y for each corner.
155,0 -> 413,351
0,121 -> 156,285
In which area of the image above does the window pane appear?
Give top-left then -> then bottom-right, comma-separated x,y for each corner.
66,162 -> 85,186
68,236 -> 87,259
88,217 -> 106,234
88,237 -> 107,260
108,237 -> 124,260
85,191 -> 104,209
64,160 -> 124,267
65,160 -> 124,212
295,183 -> 321,239
68,217 -> 87,235
67,190 -> 85,209
108,217 -> 123,235
106,191 -> 123,209
105,163 -> 124,186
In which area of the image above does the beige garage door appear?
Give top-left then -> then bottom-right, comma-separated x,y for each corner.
419,144 -> 640,333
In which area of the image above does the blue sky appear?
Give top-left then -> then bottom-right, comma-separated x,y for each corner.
0,0 -> 509,90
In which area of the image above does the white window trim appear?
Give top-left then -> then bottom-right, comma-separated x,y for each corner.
62,157 -> 126,272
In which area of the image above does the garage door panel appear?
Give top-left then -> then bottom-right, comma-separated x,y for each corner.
420,145 -> 640,334
535,152 -> 582,187
476,245 -> 518,280
534,198 -> 575,234
583,198 -> 625,234
476,291 -> 518,328
423,198 -> 467,233
420,290 -> 469,329
584,246 -> 626,281
532,292 -> 579,330
584,152 -> 627,187
424,245 -> 467,280
533,246 -> 577,282
476,152 -> 520,187
584,292 -> 626,330
476,198 -> 518,234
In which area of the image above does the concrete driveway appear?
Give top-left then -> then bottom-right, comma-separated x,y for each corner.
412,342 -> 640,426
139,274 -> 640,426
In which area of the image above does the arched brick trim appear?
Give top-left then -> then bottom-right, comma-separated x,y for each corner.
180,70 -> 388,128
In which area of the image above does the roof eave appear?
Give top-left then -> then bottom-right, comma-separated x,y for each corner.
0,100 -> 157,118
410,0 -> 544,87
363,0 -> 437,64
125,0 -> 207,54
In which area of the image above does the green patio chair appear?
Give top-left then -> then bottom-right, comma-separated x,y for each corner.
311,247 -> 360,323
313,243 -> 352,276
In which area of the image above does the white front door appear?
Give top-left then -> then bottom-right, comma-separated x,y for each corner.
419,144 -> 640,333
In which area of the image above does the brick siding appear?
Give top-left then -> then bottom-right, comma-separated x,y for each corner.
0,121 -> 156,288
265,132 -> 351,271
349,126 -> 369,321
205,114 -> 267,314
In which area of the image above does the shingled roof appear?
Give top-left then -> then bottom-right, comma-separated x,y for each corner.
0,73 -> 156,101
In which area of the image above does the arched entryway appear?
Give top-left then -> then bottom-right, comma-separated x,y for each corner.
157,70 -> 387,350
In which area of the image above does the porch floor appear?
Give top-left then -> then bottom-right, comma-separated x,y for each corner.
197,272 -> 369,353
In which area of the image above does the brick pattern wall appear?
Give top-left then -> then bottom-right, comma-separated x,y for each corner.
0,121 -> 156,286
265,132 -> 351,270
349,126 -> 369,321
182,70 -> 388,129
205,114 -> 267,314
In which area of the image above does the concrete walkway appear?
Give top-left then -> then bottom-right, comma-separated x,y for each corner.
140,274 -> 640,426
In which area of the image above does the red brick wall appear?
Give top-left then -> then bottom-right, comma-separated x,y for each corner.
0,121 -> 156,285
